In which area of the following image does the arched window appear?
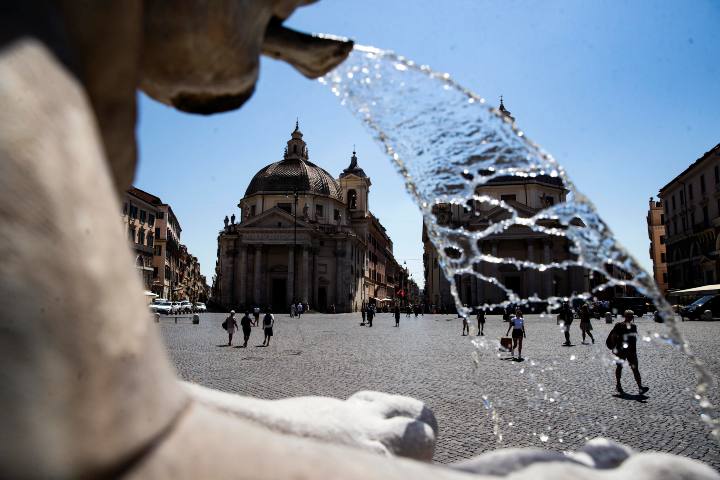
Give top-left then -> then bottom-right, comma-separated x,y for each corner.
348,189 -> 358,209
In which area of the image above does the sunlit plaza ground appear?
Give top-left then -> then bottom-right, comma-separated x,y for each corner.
159,312 -> 720,468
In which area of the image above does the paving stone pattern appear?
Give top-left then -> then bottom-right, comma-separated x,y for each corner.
159,312 -> 719,468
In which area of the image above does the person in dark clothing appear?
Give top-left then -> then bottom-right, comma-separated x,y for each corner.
394,305 -> 400,327
461,315 -> 469,336
360,305 -> 367,325
240,311 -> 253,347
560,302 -> 574,346
262,310 -> 275,346
579,303 -> 595,344
476,309 -> 486,336
367,305 -> 374,327
609,310 -> 649,395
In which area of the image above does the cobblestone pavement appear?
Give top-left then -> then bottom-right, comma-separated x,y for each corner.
158,312 -> 719,468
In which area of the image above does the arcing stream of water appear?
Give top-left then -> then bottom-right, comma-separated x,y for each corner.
318,45 -> 718,447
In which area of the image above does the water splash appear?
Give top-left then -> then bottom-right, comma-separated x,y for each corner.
319,45 -> 718,443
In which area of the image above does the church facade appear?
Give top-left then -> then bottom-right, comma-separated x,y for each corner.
213,124 -> 400,313
423,100 -> 590,311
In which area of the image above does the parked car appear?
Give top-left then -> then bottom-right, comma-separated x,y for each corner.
194,302 -> 207,312
609,297 -> 652,316
179,300 -> 194,313
680,294 -> 720,321
150,299 -> 172,315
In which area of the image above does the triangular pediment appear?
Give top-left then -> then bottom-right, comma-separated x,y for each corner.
239,207 -> 313,229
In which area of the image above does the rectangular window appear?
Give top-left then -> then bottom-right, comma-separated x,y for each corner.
682,216 -> 687,231
701,174 -> 706,194
153,267 -> 158,278
157,212 -> 165,219
660,235 -> 665,244
703,206 -> 709,226
277,202 -> 291,214
673,219 -> 678,235
688,184 -> 693,200
148,214 -> 155,226
147,234 -> 154,247
663,272 -> 668,283
672,195 -> 676,210
716,165 -> 719,184
500,194 -> 517,202
661,252 -> 666,262
334,209 -> 340,220
660,214 -> 665,225
315,204 -> 324,217
250,205 -> 256,216
140,210 -> 147,223
154,245 -> 162,256
680,190 -> 685,205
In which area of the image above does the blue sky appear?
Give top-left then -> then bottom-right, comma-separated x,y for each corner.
135,0 -> 719,288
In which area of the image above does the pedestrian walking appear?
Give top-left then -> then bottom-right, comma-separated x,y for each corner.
579,303 -> 595,344
223,310 -> 238,346
505,308 -> 526,360
262,310 -> 275,346
559,302 -> 574,346
394,305 -> 400,327
360,304 -> 367,325
290,303 -> 296,318
461,315 -> 469,336
476,309 -> 486,336
607,310 -> 649,395
240,311 -> 253,347
296,302 -> 303,318
253,306 -> 260,326
406,305 -> 411,317
367,305 -> 375,327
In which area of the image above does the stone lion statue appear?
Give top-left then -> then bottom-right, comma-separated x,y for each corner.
0,2 -> 716,479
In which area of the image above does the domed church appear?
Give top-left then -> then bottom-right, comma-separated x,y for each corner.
214,123 -> 401,313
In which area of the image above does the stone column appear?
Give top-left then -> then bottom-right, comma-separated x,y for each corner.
238,245 -> 247,307
335,241 -> 343,308
287,245 -> 295,304
253,246 -> 262,305
526,241 -> 536,297
543,241 -> 552,297
302,246 -> 309,303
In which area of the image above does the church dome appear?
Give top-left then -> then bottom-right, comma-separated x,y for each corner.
244,123 -> 343,200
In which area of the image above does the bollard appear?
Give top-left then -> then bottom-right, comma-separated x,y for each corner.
193,314 -> 200,325
174,316 -> 177,324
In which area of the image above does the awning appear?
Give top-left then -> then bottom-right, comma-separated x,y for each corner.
668,284 -> 720,295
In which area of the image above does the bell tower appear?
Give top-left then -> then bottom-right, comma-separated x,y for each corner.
339,148 -> 371,216
284,120 -> 309,161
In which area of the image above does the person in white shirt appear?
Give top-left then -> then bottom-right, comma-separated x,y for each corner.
505,308 -> 526,360
262,310 -> 275,346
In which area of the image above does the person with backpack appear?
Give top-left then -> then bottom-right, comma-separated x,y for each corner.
607,310 -> 649,395
476,309 -> 486,336
579,303 -> 595,344
505,308 -> 526,360
240,311 -> 253,348
262,310 -> 275,346
394,305 -> 401,327
222,310 -> 238,346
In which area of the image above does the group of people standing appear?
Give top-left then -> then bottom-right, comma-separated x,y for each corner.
289,302 -> 305,318
223,309 -> 275,347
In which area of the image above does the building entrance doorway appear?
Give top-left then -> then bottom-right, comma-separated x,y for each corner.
271,278 -> 287,312
317,287 -> 327,312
